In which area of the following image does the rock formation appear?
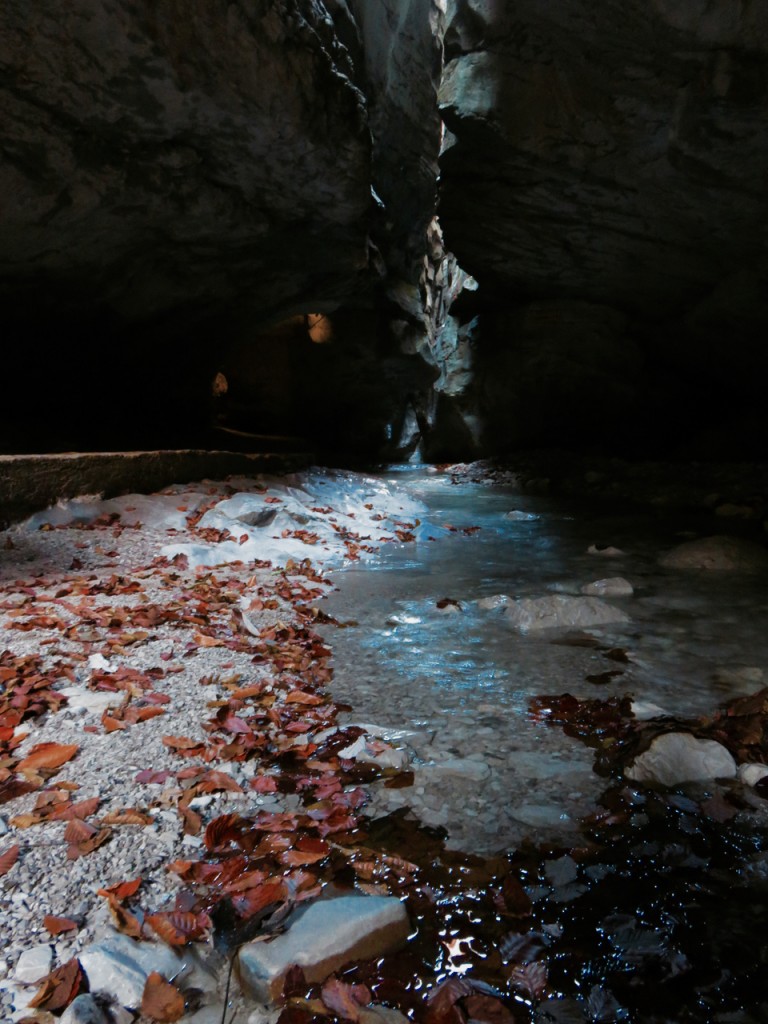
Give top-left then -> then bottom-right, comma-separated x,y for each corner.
437,0 -> 768,456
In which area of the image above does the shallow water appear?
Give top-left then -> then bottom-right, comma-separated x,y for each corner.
322,468 -> 768,853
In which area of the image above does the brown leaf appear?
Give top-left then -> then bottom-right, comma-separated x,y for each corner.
146,910 -> 211,946
101,808 -> 153,825
64,818 -> 97,843
462,994 -> 516,1024
43,915 -> 79,935
17,743 -> 79,774
99,877 -> 142,901
142,971 -> 186,1022
0,843 -> 20,876
193,632 -> 226,648
100,891 -> 143,938
29,958 -> 84,1012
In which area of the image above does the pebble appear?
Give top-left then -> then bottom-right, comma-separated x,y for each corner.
61,994 -> 110,1024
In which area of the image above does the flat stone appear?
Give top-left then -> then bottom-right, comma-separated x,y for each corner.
80,931 -> 216,1010
580,577 -> 634,597
61,994 -> 110,1024
14,944 -> 52,983
625,733 -> 737,786
237,895 -> 410,1003
505,595 -> 630,632
659,536 -> 768,572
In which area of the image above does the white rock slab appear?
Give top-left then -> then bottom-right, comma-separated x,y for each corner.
238,896 -> 409,1003
738,763 -> 768,787
505,595 -> 630,632
580,577 -> 634,597
14,944 -> 52,983
625,733 -> 737,786
80,931 -> 216,1010
659,535 -> 768,572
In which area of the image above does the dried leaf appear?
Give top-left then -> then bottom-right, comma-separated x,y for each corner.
141,971 -> 185,1022
28,958 -> 84,1012
0,843 -> 20,876
17,743 -> 79,774
146,910 -> 211,945
43,915 -> 79,935
320,976 -> 371,1021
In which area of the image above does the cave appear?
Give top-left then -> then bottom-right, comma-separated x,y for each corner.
2,4 -> 768,1023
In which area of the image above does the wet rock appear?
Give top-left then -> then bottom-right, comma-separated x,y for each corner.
625,733 -> 737,786
737,763 -> 768,787
420,758 -> 491,783
237,895 -> 409,1003
61,995 -> 110,1024
477,594 -> 510,610
580,577 -> 634,597
587,544 -> 625,557
14,944 -> 52,983
505,595 -> 630,632
505,510 -> 539,521
631,700 -> 671,720
337,735 -> 409,771
79,932 -> 216,1011
659,536 -> 768,572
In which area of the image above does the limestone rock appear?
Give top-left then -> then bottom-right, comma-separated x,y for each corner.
659,536 -> 768,572
737,763 -> 768,788
581,577 -> 634,597
625,733 -> 737,786
79,932 -> 216,1011
14,945 -> 52,983
505,595 -> 630,632
237,895 -> 410,1003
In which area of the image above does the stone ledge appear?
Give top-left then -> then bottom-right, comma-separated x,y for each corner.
0,449 -> 312,527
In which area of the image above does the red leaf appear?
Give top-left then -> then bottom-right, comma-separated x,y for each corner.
0,843 -> 20,876
43,915 -> 79,935
28,958 -> 84,1012
320,977 -> 371,1021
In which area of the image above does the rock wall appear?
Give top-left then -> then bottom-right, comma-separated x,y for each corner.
438,0 -> 768,456
0,0 -> 443,455
0,0 -> 372,322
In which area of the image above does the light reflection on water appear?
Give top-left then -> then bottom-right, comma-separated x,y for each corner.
321,469 -> 768,852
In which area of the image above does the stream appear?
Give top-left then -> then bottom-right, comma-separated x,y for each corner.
323,466 -> 768,854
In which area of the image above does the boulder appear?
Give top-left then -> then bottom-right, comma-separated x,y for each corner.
625,732 -> 737,786
659,535 -> 768,572
505,595 -> 630,632
237,895 -> 409,1003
